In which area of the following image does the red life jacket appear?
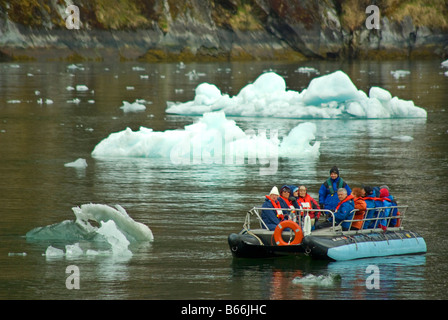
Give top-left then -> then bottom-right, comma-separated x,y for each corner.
279,196 -> 296,214
297,194 -> 312,209
335,194 -> 354,212
265,195 -> 284,220
279,196 -> 292,207
297,194 -> 319,218
362,196 -> 381,201
266,195 -> 281,209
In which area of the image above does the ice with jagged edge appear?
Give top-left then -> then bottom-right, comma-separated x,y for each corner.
26,204 -> 153,259
91,111 -> 320,161
165,70 -> 427,119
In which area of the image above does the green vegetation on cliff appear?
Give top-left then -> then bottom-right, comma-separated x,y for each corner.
0,0 -> 447,61
3,0 -> 446,30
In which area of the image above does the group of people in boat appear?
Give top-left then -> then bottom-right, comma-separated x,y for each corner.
260,166 -> 400,232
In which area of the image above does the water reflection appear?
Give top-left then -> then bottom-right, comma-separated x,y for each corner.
1,60 -> 447,300
230,254 -> 426,300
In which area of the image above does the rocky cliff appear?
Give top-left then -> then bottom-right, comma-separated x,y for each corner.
0,0 -> 447,62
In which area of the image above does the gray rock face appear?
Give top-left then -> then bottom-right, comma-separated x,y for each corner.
0,0 -> 447,61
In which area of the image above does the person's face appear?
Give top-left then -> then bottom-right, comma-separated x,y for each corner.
298,187 -> 307,197
337,191 -> 346,201
281,190 -> 290,198
271,194 -> 279,201
330,172 -> 338,180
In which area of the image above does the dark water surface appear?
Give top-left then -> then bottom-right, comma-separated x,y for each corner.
0,59 -> 447,300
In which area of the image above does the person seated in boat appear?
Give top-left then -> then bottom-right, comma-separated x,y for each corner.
316,188 -> 355,231
375,187 -> 395,230
379,186 -> 401,227
261,186 -> 285,231
318,166 -> 352,212
289,185 -> 302,209
278,185 -> 296,219
350,187 -> 367,230
295,185 -> 321,229
361,185 -> 378,229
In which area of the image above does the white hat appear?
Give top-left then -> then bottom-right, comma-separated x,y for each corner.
269,186 -> 280,196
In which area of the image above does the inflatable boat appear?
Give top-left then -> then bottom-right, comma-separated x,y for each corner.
228,206 -> 426,261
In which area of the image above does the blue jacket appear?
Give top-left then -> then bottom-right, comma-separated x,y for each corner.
387,195 -> 400,227
331,196 -> 355,230
362,197 -> 377,229
378,199 -> 393,228
318,177 -> 351,211
261,197 -> 282,231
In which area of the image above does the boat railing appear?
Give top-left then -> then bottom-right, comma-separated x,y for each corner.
246,207 -> 334,231
246,205 -> 407,235
340,206 -> 407,234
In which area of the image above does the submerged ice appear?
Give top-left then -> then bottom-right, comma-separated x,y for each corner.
292,273 -> 341,286
166,71 -> 427,119
26,204 -> 153,258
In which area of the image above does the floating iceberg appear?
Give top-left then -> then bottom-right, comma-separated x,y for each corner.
166,71 -> 427,119
72,203 -> 153,242
91,111 -> 319,167
27,204 -> 153,258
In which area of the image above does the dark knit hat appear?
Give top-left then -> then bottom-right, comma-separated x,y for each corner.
363,185 -> 373,195
330,166 -> 339,175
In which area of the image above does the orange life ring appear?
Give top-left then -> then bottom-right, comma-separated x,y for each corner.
273,220 -> 303,246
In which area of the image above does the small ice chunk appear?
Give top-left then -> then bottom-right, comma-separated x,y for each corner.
64,158 -> 88,168
76,85 -> 89,91
120,100 -> 146,113
8,252 -> 27,256
391,70 -> 410,79
296,66 -> 319,75
45,246 -> 64,257
65,243 -> 84,257
67,64 -> 84,70
391,135 -> 413,142
67,98 -> 81,104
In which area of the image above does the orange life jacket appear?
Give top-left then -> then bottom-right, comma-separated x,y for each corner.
351,197 -> 367,229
